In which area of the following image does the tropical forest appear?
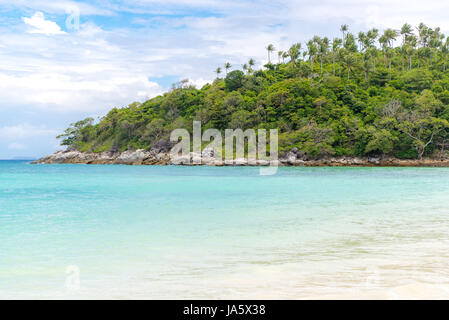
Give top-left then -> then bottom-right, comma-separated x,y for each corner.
58,23 -> 449,160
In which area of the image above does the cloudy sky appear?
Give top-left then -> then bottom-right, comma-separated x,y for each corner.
1,0 -> 449,159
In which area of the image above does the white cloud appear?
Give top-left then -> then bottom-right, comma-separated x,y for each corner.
22,12 -> 65,35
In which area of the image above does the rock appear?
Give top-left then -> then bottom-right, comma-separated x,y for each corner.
32,149 -> 449,168
202,147 -> 214,158
151,140 -> 173,153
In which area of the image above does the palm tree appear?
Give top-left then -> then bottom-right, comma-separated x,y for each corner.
384,28 -> 398,47
343,53 -> 356,80
417,23 -> 430,47
215,67 -> 222,79
379,34 -> 388,66
319,37 -> 329,74
366,28 -> 379,45
248,58 -> 255,73
282,51 -> 288,63
266,44 -> 275,63
307,40 -> 317,70
381,29 -> 397,79
401,23 -> 413,45
406,35 -> 417,69
277,50 -> 284,64
337,48 -> 346,76
340,24 -> 348,41
361,58 -> 373,81
224,62 -> 232,76
344,33 -> 358,53
243,63 -> 248,74
357,32 -> 366,51
332,38 -> 342,75
288,43 -> 301,65
386,47 -> 394,80
442,40 -> 449,71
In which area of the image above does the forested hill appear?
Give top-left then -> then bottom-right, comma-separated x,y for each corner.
58,23 -> 449,160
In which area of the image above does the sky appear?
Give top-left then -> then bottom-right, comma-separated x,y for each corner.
2,0 -> 449,159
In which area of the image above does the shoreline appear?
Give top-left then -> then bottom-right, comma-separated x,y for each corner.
33,149 -> 449,167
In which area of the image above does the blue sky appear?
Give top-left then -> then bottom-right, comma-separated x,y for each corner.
2,0 -> 449,159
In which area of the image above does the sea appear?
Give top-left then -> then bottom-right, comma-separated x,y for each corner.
1,160 -> 449,299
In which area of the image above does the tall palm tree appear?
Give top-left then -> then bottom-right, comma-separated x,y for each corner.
288,43 -> 301,65
384,28 -> 398,48
344,33 -> 358,53
215,67 -> 222,79
366,28 -> 379,45
417,23 -> 430,47
248,58 -> 255,73
357,32 -> 366,51
307,40 -> 317,70
277,50 -> 284,64
340,24 -> 348,41
442,40 -> 449,71
366,46 -> 377,72
319,37 -> 330,74
332,38 -> 342,75
243,63 -> 248,74
343,53 -> 356,80
406,34 -> 417,69
379,34 -> 388,66
224,62 -> 232,76
401,23 -> 413,46
266,44 -> 275,63
386,47 -> 394,80
361,58 -> 373,81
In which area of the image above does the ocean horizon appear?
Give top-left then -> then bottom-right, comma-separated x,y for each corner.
2,161 -> 449,299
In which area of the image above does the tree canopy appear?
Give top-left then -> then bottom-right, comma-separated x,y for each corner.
58,23 -> 449,160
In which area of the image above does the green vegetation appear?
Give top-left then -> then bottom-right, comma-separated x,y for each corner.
58,23 -> 449,160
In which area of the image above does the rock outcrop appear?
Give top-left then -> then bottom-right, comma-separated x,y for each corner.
33,148 -> 449,167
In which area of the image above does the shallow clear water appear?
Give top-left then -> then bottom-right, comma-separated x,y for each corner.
1,161 -> 449,299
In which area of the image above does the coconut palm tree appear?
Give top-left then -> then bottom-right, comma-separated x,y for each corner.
248,58 -> 255,73
343,53 -> 356,80
288,43 -> 301,65
224,62 -> 232,76
307,40 -> 317,70
442,40 -> 449,71
386,47 -> 394,80
332,38 -> 342,75
277,50 -> 284,64
319,37 -> 330,74
366,28 -> 379,45
340,24 -> 348,41
401,23 -> 413,46
215,67 -> 222,79
243,63 -> 248,74
417,23 -> 430,47
361,58 -> 374,81
384,28 -> 398,48
379,34 -> 388,66
357,32 -> 366,51
266,44 -> 275,63
406,34 -> 417,69
344,33 -> 358,53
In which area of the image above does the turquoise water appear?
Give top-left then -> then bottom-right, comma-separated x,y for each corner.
1,161 -> 449,299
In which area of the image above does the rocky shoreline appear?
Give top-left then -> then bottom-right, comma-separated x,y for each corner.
33,149 -> 449,167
